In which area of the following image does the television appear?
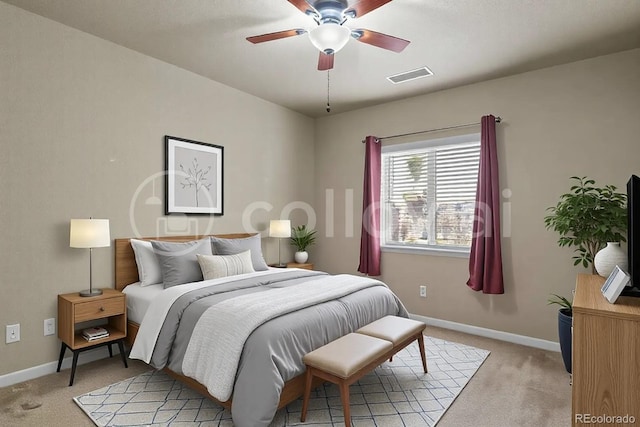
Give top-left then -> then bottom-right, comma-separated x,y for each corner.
622,174 -> 640,297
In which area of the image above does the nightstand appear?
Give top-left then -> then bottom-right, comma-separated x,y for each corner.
57,288 -> 128,386
286,262 -> 314,270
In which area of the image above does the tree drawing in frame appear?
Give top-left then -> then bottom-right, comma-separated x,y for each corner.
165,136 -> 224,215
179,157 -> 211,207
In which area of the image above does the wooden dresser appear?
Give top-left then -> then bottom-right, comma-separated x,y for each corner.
572,273 -> 640,426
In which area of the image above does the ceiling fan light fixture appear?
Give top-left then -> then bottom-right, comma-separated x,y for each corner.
309,23 -> 351,54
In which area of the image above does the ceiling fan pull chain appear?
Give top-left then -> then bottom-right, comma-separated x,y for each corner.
326,70 -> 331,113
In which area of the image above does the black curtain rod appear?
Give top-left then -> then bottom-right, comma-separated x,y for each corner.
362,116 -> 502,143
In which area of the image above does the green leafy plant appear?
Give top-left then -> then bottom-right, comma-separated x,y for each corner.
406,155 -> 425,182
544,176 -> 627,273
289,225 -> 316,252
547,294 -> 572,315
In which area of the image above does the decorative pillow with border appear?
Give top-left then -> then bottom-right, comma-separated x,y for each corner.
151,238 -> 213,288
210,234 -> 269,271
130,239 -> 163,287
196,250 -> 255,280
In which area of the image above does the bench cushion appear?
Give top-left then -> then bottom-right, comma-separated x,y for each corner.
303,333 -> 392,379
356,315 -> 426,346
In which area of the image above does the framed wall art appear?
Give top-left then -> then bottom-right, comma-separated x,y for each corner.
165,135 -> 223,215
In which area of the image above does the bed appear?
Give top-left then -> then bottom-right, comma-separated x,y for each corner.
115,233 -> 408,427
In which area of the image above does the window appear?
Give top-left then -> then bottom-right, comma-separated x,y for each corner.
381,133 -> 480,254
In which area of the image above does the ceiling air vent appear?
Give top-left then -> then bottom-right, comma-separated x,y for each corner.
387,67 -> 433,84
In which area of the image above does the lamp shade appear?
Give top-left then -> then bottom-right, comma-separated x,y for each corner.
309,23 -> 351,54
70,219 -> 111,248
269,220 -> 291,238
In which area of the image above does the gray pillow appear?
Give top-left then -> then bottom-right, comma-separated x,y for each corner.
210,234 -> 268,271
151,238 -> 213,288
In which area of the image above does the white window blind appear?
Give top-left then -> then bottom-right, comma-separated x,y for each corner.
381,134 -> 480,252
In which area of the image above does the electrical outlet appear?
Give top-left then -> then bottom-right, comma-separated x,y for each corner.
419,285 -> 427,298
6,324 -> 20,343
44,318 -> 56,336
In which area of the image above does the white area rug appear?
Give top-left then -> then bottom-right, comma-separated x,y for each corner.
74,336 -> 489,426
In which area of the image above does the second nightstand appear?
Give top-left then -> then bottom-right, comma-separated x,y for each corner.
57,288 -> 128,386
286,262 -> 314,270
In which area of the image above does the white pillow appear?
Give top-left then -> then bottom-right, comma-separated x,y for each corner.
197,250 -> 255,280
130,239 -> 163,287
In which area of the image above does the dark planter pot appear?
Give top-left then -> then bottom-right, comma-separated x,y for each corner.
558,308 -> 572,373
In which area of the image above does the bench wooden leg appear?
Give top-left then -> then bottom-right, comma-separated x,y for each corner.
417,333 -> 428,373
300,367 -> 313,422
339,381 -> 351,427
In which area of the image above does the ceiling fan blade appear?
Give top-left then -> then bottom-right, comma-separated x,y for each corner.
345,0 -> 393,18
352,29 -> 410,52
246,29 -> 306,44
318,52 -> 334,71
287,0 -> 315,14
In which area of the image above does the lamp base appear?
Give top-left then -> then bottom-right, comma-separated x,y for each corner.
79,288 -> 103,297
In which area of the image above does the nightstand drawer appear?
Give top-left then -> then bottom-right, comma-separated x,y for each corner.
75,297 -> 124,322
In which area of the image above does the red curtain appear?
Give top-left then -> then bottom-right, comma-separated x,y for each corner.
358,136 -> 381,276
467,115 -> 504,294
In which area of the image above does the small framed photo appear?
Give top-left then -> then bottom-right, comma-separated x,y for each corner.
165,136 -> 223,215
601,265 -> 630,304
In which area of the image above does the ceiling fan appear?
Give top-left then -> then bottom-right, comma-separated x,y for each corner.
246,0 -> 410,71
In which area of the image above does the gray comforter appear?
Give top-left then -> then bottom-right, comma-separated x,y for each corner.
145,270 -> 408,426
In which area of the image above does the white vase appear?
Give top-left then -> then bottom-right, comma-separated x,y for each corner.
594,242 -> 628,277
294,251 -> 308,264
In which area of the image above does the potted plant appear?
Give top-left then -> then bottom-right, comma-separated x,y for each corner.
290,225 -> 316,264
547,294 -> 573,373
406,155 -> 424,182
544,176 -> 627,374
544,176 -> 627,274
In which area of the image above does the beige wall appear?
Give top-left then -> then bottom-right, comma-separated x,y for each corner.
313,48 -> 640,342
2,1 -> 639,379
0,3 -> 314,375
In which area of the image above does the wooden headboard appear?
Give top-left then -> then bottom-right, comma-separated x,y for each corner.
114,233 -> 255,291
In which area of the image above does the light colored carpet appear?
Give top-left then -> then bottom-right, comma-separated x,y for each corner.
0,326 -> 572,427
73,336 -> 489,426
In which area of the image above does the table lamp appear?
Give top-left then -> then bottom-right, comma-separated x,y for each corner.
70,218 -> 111,297
269,220 -> 291,268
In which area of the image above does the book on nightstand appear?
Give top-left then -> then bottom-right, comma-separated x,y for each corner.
82,327 -> 109,341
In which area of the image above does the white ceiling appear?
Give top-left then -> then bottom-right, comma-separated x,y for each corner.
5,0 -> 640,117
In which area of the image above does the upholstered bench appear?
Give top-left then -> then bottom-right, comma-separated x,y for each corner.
356,315 -> 428,373
301,317 -> 428,426
300,333 -> 393,427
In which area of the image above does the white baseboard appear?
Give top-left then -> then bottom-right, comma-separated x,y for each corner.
0,345 -> 123,388
410,313 -> 560,352
0,315 -> 559,388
